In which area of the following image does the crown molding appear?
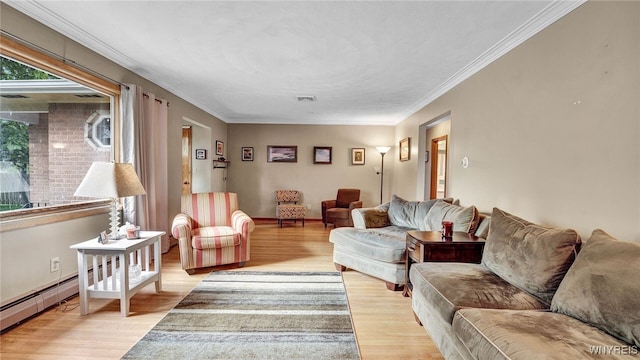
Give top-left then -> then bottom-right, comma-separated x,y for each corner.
3,0 -> 232,123
397,0 -> 587,125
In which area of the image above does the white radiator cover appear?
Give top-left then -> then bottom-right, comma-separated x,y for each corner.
0,276 -> 79,332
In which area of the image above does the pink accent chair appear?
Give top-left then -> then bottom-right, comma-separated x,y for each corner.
171,192 -> 254,274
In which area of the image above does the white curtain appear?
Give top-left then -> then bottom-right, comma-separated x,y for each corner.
121,84 -> 170,253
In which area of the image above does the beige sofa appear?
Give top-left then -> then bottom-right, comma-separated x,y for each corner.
411,207 -> 640,359
329,195 -> 490,290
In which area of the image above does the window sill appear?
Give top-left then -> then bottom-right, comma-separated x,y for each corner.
0,200 -> 111,232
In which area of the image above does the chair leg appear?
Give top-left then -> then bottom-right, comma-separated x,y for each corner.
302,218 -> 305,227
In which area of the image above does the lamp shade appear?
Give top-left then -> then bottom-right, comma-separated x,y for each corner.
74,162 -> 146,199
376,146 -> 391,154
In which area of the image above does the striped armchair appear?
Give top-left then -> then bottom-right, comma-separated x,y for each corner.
171,192 -> 255,274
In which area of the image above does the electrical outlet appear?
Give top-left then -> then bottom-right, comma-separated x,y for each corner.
306,204 -> 311,210
50,257 -> 60,272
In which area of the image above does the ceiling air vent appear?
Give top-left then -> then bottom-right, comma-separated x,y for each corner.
296,95 -> 316,102
75,94 -> 103,98
0,94 -> 29,99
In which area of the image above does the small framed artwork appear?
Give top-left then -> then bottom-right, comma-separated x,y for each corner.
98,230 -> 108,244
400,137 -> 411,162
314,146 -> 332,164
351,148 -> 365,165
267,145 -> 297,162
242,147 -> 254,161
195,149 -> 207,160
216,140 -> 224,156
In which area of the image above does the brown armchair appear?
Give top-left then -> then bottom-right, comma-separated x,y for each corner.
321,189 -> 362,228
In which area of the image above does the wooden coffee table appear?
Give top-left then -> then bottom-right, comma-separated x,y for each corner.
403,230 -> 485,297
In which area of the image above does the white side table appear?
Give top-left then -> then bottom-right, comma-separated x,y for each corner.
70,231 -> 164,316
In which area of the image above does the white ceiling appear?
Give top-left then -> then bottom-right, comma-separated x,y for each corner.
5,1 -> 583,126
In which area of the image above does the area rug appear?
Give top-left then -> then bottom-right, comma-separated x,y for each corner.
122,271 -> 360,359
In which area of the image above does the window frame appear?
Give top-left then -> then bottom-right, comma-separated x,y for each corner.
0,34 -> 122,230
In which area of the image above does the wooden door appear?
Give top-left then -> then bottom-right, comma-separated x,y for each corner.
429,135 -> 448,199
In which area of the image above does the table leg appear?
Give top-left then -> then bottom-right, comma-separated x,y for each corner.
77,251 -> 89,315
154,240 -> 162,293
120,253 -> 129,317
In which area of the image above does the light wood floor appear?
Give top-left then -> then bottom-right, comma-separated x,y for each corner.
0,221 -> 443,359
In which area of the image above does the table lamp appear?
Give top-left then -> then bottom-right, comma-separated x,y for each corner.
74,162 -> 146,240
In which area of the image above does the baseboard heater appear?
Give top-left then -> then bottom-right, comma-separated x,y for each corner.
0,263 -> 112,333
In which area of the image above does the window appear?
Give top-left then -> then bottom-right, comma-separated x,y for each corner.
85,110 -> 111,149
0,35 -> 120,222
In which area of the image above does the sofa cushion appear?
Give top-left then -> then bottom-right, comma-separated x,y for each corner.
551,229 -> 640,347
387,194 -> 441,229
482,208 -> 581,305
453,308 -> 637,360
352,207 -> 390,229
192,226 -> 241,249
409,262 -> 548,325
329,226 -> 408,263
423,201 -> 479,233
474,214 -> 491,239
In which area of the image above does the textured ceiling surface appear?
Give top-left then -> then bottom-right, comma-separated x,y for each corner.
5,1 -> 583,125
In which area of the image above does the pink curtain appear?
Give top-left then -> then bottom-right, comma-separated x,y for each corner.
121,84 -> 170,252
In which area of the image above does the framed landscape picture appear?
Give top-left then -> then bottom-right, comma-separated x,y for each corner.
242,147 -> 254,161
313,146 -> 332,164
351,148 -> 365,165
267,145 -> 297,162
400,137 -> 410,162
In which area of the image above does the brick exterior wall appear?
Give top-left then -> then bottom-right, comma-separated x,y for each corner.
29,103 -> 111,207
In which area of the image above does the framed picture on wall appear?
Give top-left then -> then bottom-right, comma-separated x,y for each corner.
267,145 -> 297,162
216,140 -> 224,156
313,146 -> 332,164
351,148 -> 365,165
195,149 -> 207,160
242,147 -> 254,161
400,137 -> 410,162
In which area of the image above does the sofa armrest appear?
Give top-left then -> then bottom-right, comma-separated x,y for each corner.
232,210 -> 255,237
348,200 -> 363,210
352,207 -> 390,229
321,200 -> 337,209
171,213 -> 193,241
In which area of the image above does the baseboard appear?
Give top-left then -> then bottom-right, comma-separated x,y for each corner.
1,262 -> 114,333
0,276 -> 78,333
253,217 -> 322,223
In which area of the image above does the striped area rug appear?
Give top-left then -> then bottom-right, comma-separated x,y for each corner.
122,271 -> 360,359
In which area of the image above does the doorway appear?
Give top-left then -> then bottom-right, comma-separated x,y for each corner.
181,126 -> 192,195
429,135 -> 448,199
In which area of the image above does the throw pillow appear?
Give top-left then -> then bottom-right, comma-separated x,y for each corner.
474,214 -> 491,239
422,201 -> 479,233
387,194 -> 440,229
551,229 -> 640,347
482,208 -> 581,305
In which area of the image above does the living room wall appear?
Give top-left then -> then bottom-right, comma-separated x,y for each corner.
392,1 -> 640,242
227,124 -> 395,219
0,3 -> 227,304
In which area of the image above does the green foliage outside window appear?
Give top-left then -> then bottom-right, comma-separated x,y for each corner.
0,57 -> 57,209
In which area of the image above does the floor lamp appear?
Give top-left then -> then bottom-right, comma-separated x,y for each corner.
376,146 -> 391,204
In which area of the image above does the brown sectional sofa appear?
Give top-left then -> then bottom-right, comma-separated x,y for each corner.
411,207 -> 640,359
